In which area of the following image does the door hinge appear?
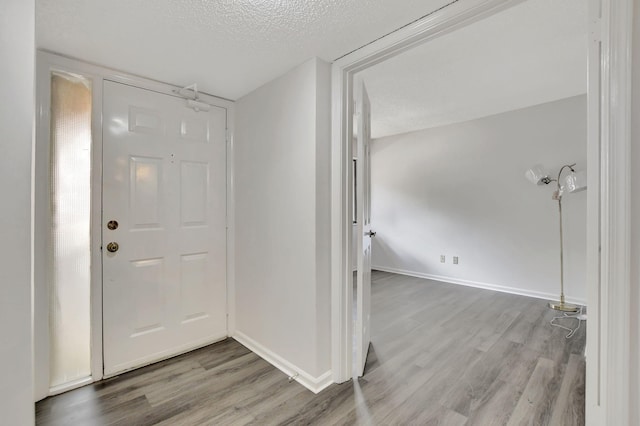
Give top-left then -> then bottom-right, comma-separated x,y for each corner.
590,17 -> 602,43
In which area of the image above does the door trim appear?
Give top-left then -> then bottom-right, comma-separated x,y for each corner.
585,0 -> 634,424
330,0 -> 528,385
329,1 -> 635,424
34,51 -> 235,399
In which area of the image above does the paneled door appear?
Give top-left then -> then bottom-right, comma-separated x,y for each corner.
102,81 -> 227,376
355,79 -> 373,377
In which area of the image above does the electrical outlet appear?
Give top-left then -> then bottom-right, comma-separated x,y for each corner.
440,255 -> 445,263
453,256 -> 459,265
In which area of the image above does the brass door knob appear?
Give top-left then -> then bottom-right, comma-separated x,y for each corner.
106,242 -> 119,253
107,220 -> 119,230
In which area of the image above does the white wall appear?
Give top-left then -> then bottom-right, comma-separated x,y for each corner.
233,58 -> 332,390
371,95 -> 587,304
0,0 -> 35,424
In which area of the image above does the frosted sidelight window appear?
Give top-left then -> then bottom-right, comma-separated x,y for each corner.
49,72 -> 92,388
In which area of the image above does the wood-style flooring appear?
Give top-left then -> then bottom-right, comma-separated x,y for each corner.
36,270 -> 586,425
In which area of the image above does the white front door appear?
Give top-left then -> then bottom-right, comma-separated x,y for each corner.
102,81 -> 227,376
355,79 -> 373,377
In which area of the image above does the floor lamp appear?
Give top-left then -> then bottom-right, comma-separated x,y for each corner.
525,163 -> 587,312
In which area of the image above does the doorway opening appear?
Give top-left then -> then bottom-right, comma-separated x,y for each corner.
34,52 -> 234,400
345,0 -> 589,420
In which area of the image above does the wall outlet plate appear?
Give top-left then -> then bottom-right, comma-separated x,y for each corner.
453,256 -> 459,265
440,255 -> 445,263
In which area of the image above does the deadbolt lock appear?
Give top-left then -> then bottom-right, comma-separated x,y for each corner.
107,220 -> 119,230
106,242 -> 119,253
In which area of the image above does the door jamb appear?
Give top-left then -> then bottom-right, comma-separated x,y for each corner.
330,1 -> 634,424
331,0 -> 528,385
34,51 -> 235,398
585,0 -> 634,424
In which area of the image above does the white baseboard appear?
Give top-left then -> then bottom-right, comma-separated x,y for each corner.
232,330 -> 333,394
372,265 -> 587,306
49,376 -> 93,397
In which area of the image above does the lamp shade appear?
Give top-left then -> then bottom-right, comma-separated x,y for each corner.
525,164 -> 551,185
565,170 -> 587,193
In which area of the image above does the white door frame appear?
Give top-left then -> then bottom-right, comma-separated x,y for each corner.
34,51 -> 235,399
330,0 -> 634,424
585,0 -> 634,424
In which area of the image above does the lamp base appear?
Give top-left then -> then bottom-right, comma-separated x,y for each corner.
548,301 -> 579,312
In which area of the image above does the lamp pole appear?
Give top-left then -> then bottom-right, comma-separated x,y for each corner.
549,164 -> 578,312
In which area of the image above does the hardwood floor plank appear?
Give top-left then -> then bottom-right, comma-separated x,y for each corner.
466,379 -> 521,426
548,354 -> 586,426
108,396 -> 192,426
439,339 -> 523,417
192,337 -> 253,370
506,358 -> 557,426
280,382 -> 358,425
39,394 -> 150,426
496,344 -> 541,390
415,405 -> 468,426
155,404 -> 255,426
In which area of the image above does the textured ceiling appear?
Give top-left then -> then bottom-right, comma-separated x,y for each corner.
36,0 -> 452,100
359,0 -> 588,138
